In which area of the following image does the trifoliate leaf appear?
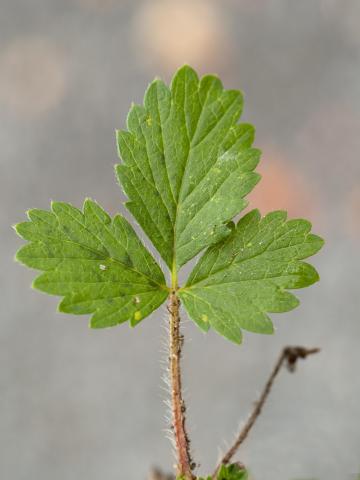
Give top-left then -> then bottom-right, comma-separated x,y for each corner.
15,65 -> 324,340
15,199 -> 168,328
116,65 -> 260,270
179,209 -> 324,343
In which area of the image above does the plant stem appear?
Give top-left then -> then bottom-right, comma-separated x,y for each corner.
212,346 -> 320,478
168,289 -> 194,479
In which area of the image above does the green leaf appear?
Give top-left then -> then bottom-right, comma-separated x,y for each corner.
116,65 -> 260,270
187,464 -> 248,480
15,65 -> 324,340
15,199 -> 168,328
216,464 -> 248,480
179,209 -> 324,343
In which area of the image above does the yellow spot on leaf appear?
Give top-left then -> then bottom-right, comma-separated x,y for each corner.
201,314 -> 208,323
146,116 -> 152,126
134,311 -> 142,321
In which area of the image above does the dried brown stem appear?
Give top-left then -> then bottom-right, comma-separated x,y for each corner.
168,291 -> 194,479
212,346 -> 320,478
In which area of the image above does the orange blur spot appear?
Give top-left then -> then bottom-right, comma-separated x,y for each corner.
247,147 -> 321,222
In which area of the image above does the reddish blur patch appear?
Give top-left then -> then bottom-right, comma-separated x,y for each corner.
247,148 -> 321,223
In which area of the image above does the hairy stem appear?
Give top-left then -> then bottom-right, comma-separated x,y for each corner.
168,291 -> 194,479
212,346 -> 320,478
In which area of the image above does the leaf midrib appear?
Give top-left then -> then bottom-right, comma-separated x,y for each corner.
31,235 -> 167,289
171,85 -> 239,270
186,220 -> 318,287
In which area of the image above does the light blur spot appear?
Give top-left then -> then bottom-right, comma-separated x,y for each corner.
247,147 -> 321,221
132,0 -> 229,74
0,37 -> 67,117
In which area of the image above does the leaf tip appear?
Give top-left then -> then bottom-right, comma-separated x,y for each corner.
232,334 -> 243,345
289,294 -> 301,310
31,277 -> 40,291
313,270 -> 321,284
176,63 -> 197,76
313,233 -> 325,253
83,197 -> 95,211
310,263 -> 321,283
12,222 -> 22,237
89,316 -> 102,329
50,200 -> 60,213
14,248 -> 23,265
57,298 -> 70,314
115,129 -> 122,144
253,170 -> 262,186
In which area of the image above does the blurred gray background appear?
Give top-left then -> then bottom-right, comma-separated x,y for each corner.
1,1 -> 360,479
